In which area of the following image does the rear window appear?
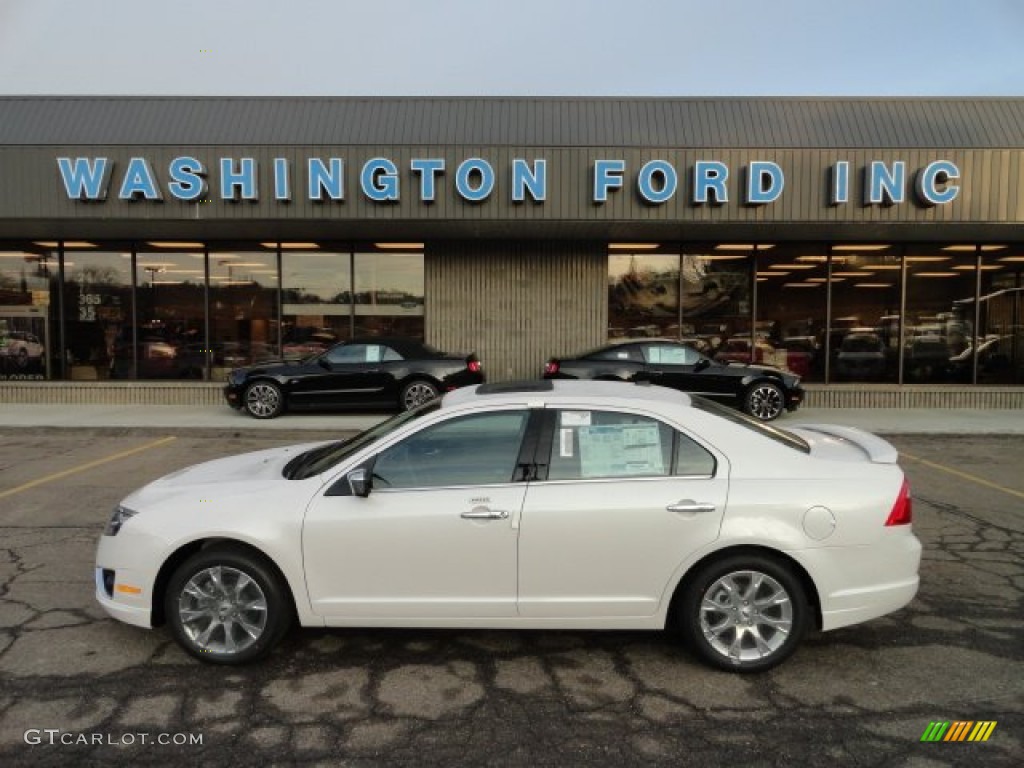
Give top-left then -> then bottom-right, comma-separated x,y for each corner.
690,396 -> 810,454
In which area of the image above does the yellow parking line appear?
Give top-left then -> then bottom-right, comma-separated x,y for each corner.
901,451 -> 1024,501
0,436 -> 177,500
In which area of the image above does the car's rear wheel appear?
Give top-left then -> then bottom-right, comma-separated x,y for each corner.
244,381 -> 284,419
679,554 -> 808,673
744,380 -> 784,421
400,379 -> 439,410
165,547 -> 292,664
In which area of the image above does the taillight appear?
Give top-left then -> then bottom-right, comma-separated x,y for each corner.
885,478 -> 913,526
467,359 -> 482,374
544,360 -> 560,376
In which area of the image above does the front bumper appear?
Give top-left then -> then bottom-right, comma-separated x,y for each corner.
223,383 -> 244,409
95,529 -> 162,629
786,384 -> 805,411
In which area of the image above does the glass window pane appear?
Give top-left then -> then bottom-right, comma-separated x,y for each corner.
62,246 -> 132,381
903,246 -> 975,383
0,242 -> 57,380
682,248 -> 752,359
755,245 -> 828,381
129,245 -> 205,380
826,245 -> 901,383
547,410 -> 674,481
608,249 -> 679,340
353,250 -> 424,338
372,411 -> 529,488
976,245 -> 1024,384
282,249 -> 351,357
208,246 -> 279,376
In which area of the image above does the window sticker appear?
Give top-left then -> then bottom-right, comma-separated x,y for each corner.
366,345 -> 382,363
559,428 -> 574,458
560,410 -> 592,427
578,423 -> 664,478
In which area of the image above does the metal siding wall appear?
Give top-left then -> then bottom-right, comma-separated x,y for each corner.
425,242 -> 606,381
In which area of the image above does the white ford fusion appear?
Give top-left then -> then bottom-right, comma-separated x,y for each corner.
96,380 -> 921,672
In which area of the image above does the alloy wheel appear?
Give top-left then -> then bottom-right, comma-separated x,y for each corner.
698,569 -> 793,665
747,384 -> 783,420
402,381 -> 438,409
176,565 -> 268,655
245,383 -> 281,418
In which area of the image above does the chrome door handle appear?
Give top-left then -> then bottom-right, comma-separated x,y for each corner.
460,507 -> 509,520
666,500 -> 717,514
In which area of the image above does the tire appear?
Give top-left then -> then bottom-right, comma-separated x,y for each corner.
165,547 -> 292,664
400,379 -> 439,410
743,380 -> 785,421
678,554 -> 808,673
244,380 -> 284,419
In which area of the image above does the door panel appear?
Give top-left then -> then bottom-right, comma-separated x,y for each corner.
517,476 -> 728,618
304,485 -> 525,620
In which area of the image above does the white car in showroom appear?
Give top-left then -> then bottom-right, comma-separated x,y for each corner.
96,380 -> 920,672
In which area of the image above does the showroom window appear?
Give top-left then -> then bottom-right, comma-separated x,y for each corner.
0,242 -> 58,380
208,245 -> 279,377
826,245 -> 902,383
61,244 -> 133,380
607,245 -> 680,341
281,244 -> 351,357
976,244 -> 1023,385
353,246 -> 424,338
755,244 -> 828,382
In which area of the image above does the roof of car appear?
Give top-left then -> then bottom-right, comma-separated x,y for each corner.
443,379 -> 693,408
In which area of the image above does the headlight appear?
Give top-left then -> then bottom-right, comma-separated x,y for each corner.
104,505 -> 137,536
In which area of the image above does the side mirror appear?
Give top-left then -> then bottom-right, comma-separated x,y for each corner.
694,357 -> 711,372
347,468 -> 372,498
318,357 -> 331,369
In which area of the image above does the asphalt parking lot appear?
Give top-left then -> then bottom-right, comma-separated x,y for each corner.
0,427 -> 1021,767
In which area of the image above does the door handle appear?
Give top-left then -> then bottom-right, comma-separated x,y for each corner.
460,507 -> 509,520
666,500 -> 717,514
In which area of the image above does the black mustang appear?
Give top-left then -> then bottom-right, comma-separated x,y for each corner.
543,339 -> 803,421
225,337 -> 484,419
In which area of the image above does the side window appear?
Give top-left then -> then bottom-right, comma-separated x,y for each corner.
326,344 -> 368,364
372,410 -> 529,489
645,345 -> 698,365
591,346 -> 642,362
381,345 -> 403,361
547,410 -> 715,480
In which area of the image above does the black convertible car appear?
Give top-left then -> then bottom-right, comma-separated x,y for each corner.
225,337 -> 484,418
543,339 -> 803,421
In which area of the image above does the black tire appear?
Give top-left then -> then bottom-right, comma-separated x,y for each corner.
244,380 -> 284,419
165,546 -> 292,665
400,379 -> 439,410
678,553 -> 808,673
743,380 -> 785,421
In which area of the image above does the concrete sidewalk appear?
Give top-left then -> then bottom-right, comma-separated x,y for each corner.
1,403 -> 1022,435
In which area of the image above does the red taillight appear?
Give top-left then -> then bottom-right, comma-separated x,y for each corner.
467,359 -> 482,374
885,478 -> 913,526
544,360 -> 560,376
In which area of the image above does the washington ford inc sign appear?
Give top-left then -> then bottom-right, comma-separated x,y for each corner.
56,156 -> 962,208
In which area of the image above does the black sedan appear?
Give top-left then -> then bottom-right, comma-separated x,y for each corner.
225,337 -> 484,419
543,340 -> 803,421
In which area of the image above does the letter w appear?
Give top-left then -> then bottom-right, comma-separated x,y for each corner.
58,157 -> 111,200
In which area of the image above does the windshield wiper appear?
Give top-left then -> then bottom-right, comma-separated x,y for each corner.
283,440 -> 346,480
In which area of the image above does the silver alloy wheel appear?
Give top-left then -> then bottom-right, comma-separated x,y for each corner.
245,382 -> 280,418
699,569 -> 793,665
177,565 -> 268,655
402,381 -> 438,409
747,384 -> 783,420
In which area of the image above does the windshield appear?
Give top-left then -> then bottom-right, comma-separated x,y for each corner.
284,400 -> 442,480
690,396 -> 810,454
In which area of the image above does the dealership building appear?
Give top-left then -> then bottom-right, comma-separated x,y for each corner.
0,96 -> 1021,407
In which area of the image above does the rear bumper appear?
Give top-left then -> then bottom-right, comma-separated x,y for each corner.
793,531 -> 922,631
786,385 -> 805,411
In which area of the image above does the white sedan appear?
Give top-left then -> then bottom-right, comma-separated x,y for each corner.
95,380 -> 920,672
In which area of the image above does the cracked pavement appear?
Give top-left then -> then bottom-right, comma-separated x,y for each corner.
0,430 -> 1021,766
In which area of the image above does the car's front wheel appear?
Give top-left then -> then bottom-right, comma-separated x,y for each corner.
400,379 -> 439,410
679,554 -> 808,673
244,381 -> 284,419
165,547 -> 292,664
744,380 -> 784,421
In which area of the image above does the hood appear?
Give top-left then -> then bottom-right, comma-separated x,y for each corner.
124,441 -> 331,506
